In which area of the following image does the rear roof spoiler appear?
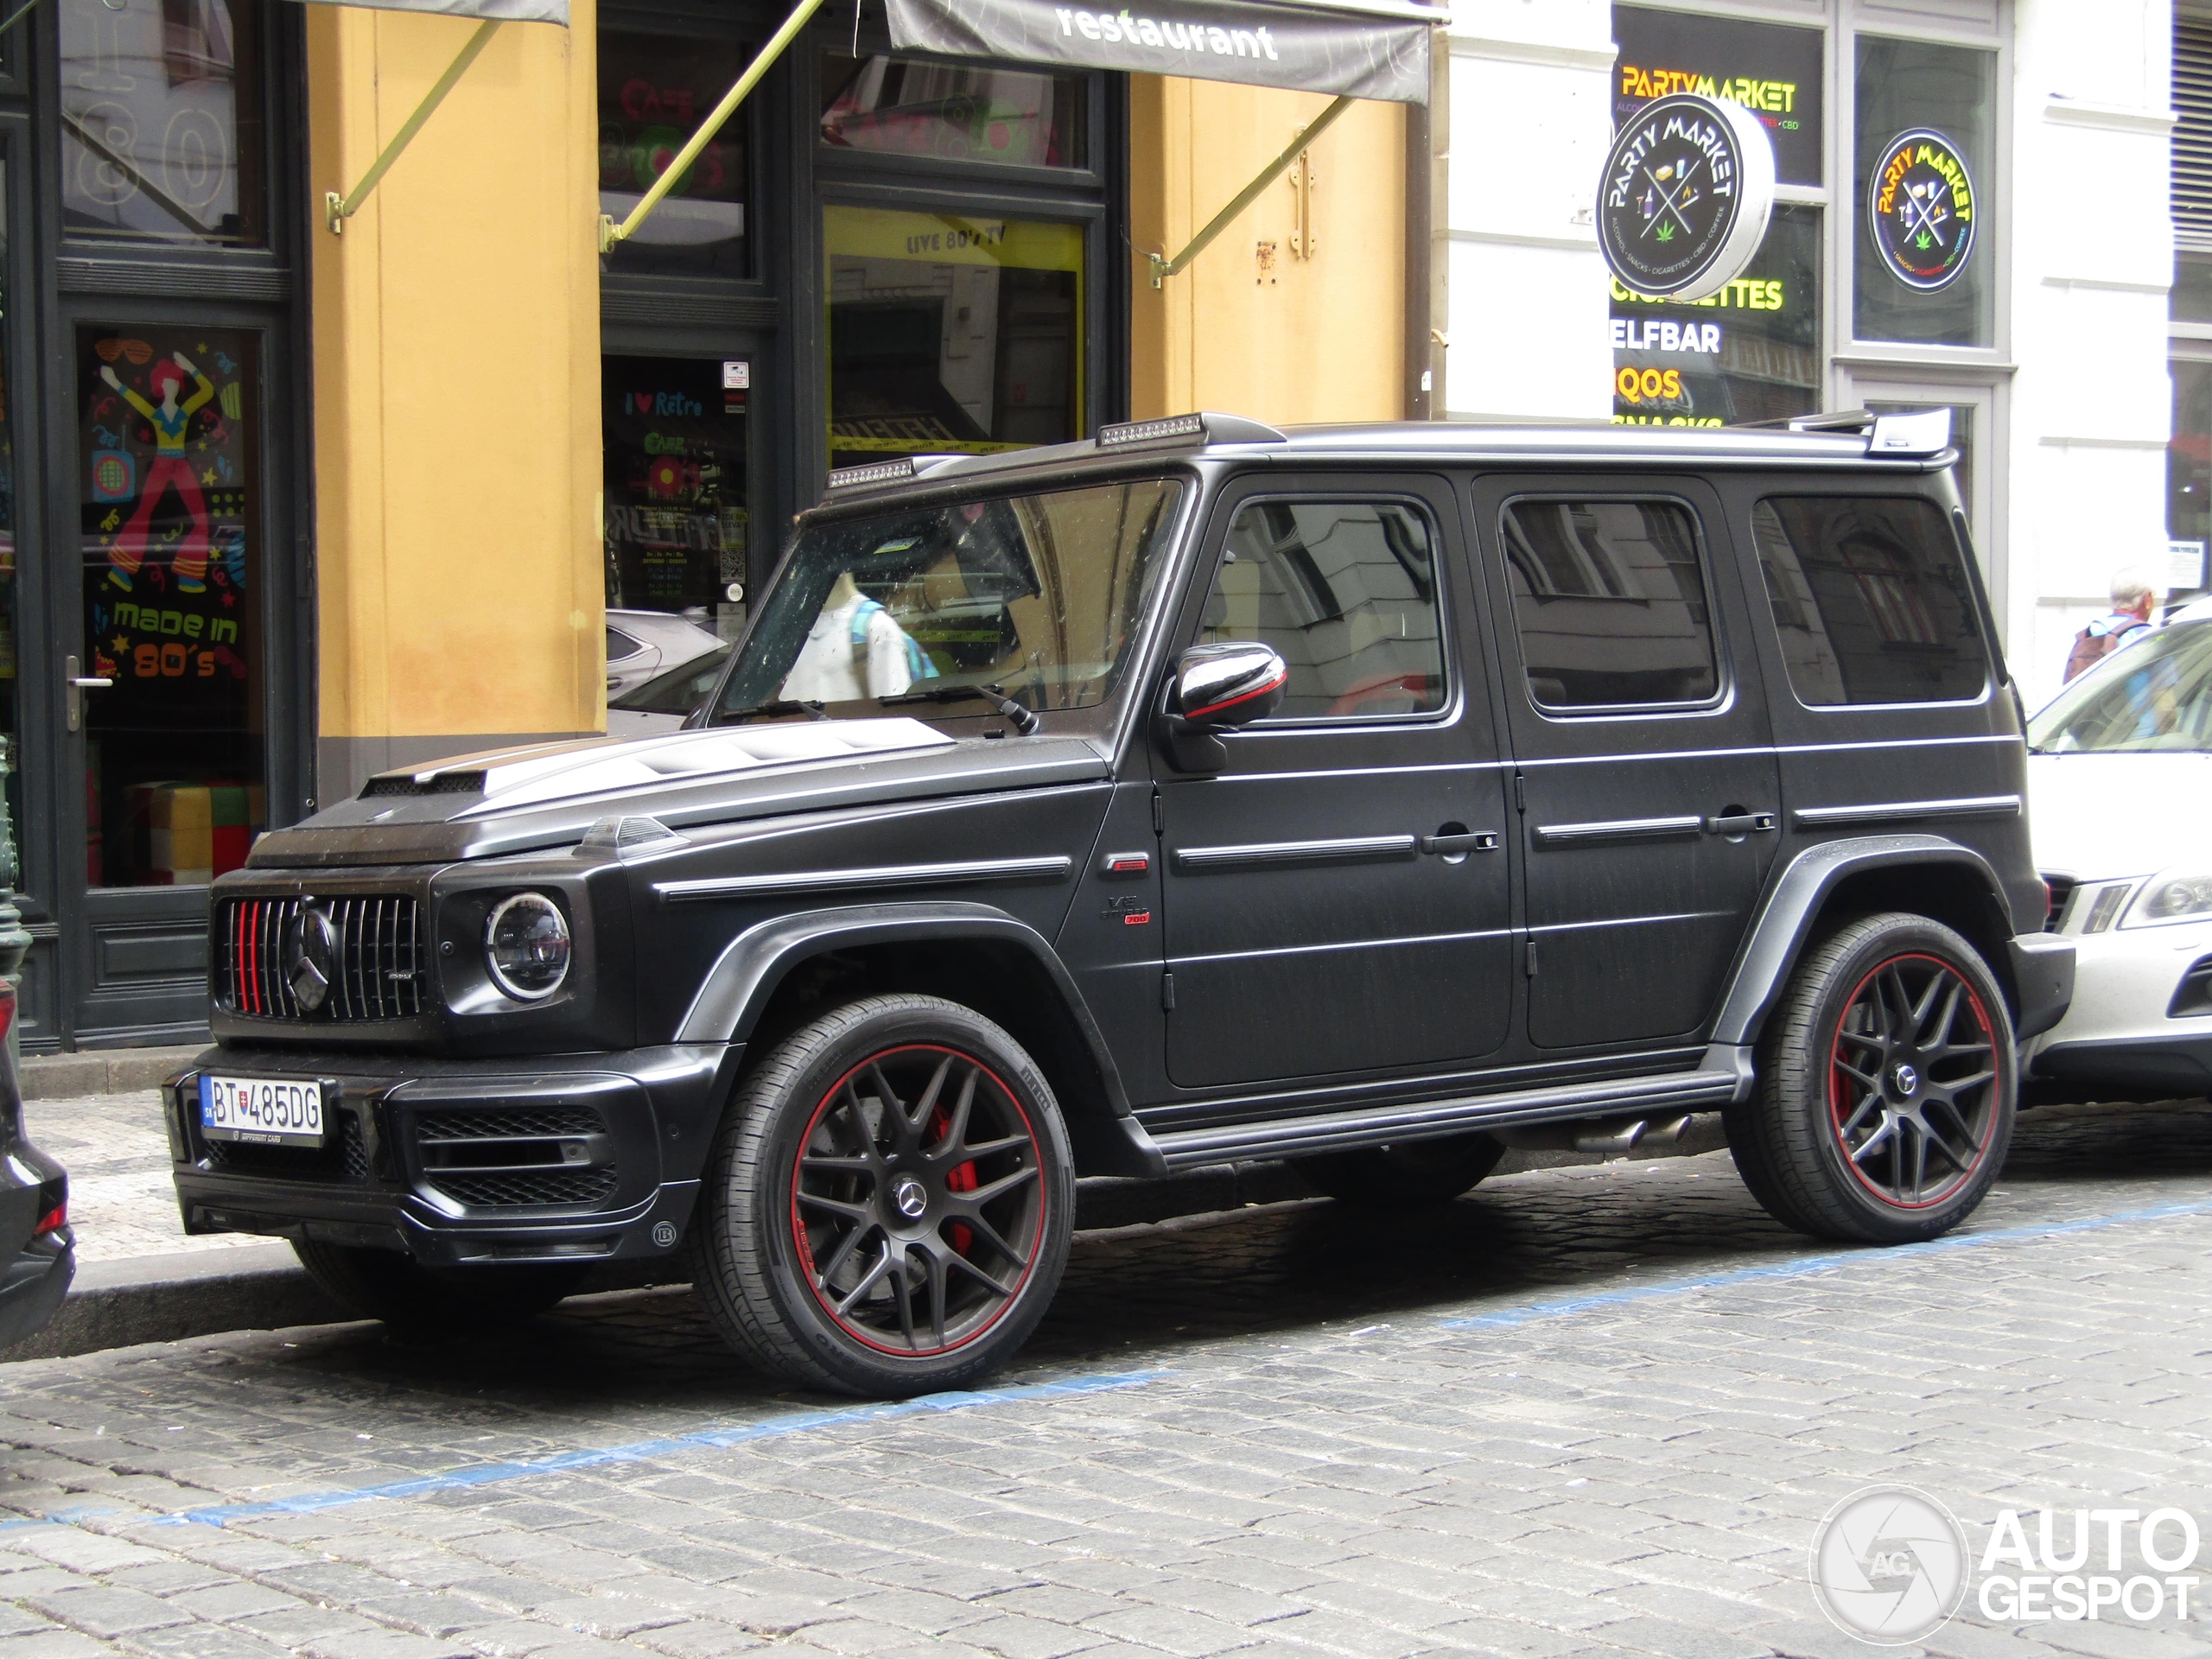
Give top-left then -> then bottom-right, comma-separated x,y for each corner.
1739,406 -> 1955,459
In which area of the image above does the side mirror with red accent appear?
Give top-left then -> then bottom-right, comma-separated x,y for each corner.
1156,641 -> 1287,774
1174,641 -> 1287,727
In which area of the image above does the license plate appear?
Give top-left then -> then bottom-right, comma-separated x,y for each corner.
199,1076 -> 326,1147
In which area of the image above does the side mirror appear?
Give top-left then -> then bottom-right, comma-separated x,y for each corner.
1156,641 -> 1287,774
1174,641 -> 1287,727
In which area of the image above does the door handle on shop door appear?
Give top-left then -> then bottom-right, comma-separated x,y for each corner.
64,655 -> 112,734
1703,811 -> 1777,835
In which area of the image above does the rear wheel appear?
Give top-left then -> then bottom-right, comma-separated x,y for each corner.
690,994 -> 1074,1397
1726,912 -> 2014,1244
1292,1133 -> 1506,1207
291,1240 -> 587,1336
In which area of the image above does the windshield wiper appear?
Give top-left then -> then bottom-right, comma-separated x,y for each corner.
879,683 -> 1040,736
715,698 -> 827,725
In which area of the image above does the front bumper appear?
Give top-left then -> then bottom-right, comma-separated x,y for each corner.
2025,912 -> 2212,1094
167,1043 -> 739,1268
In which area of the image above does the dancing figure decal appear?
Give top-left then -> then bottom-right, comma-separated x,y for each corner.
101,352 -> 217,593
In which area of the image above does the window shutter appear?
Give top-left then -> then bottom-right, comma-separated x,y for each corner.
2177,23 -> 2212,245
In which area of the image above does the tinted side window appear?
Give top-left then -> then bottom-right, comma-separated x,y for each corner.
1751,496 -> 1988,705
1501,499 -> 1718,709
1200,499 -> 1446,720
606,627 -> 644,662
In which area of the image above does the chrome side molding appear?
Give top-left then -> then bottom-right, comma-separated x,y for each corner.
1533,815 -> 1704,847
1793,794 -> 2021,829
1173,834 -> 1419,872
656,855 -> 1073,903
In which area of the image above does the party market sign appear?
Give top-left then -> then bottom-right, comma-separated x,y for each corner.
1599,92 -> 1776,302
1870,129 -> 1976,291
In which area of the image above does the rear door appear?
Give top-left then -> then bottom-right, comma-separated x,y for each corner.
1468,474 -> 1783,1051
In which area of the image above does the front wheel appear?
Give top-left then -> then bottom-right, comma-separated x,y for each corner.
690,994 -> 1074,1397
1726,912 -> 2015,1244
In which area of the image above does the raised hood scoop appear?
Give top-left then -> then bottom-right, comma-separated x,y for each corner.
362,720 -> 956,816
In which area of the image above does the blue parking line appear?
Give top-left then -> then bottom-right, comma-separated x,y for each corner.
1440,1198 -> 2212,1331
152,1369 -> 1166,1529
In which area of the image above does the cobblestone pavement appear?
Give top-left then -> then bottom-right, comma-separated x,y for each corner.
2,1100 -> 2211,1659
22,1095 -> 257,1264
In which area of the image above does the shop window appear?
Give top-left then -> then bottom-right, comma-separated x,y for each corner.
76,325 -> 264,887
603,354 -> 749,634
599,30 -> 751,279
820,54 -> 1084,169
1853,36 -> 1994,349
1752,496 -> 1988,706
1610,204 -> 1821,427
825,206 -> 1083,471
1199,500 -> 1446,721
2172,363 -> 2212,594
59,0 -> 265,246
1612,7 -> 1821,188
1500,499 -> 1719,710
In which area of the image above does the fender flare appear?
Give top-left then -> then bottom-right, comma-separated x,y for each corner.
1709,834 -> 2024,1048
672,899 -> 1139,1127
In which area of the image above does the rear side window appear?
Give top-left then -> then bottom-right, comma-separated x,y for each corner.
1751,496 -> 1988,706
1500,499 -> 1719,709
1199,499 -> 1446,720
606,626 -> 644,662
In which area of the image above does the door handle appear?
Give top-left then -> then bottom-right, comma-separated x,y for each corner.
1419,831 -> 1499,855
1704,811 -> 1777,836
64,655 -> 111,734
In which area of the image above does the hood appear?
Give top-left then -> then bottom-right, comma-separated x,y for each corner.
2026,751 -> 2212,881
251,720 -> 1110,868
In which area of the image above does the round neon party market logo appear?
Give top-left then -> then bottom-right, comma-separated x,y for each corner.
1811,1485 -> 1969,1644
1869,129 -> 1976,290
1598,92 -> 1775,302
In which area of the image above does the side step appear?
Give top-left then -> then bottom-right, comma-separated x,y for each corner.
1146,1053 -> 1751,1170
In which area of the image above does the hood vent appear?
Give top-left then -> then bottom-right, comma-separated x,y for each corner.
361,770 -> 487,798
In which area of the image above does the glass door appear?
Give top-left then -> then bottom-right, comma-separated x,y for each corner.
66,318 -> 270,1039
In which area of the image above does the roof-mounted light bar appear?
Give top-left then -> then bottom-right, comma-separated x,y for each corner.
1094,411 -> 1288,453
825,456 -> 918,492
1868,407 -> 1953,458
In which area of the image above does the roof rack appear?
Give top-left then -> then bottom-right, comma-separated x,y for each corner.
1093,411 -> 1287,453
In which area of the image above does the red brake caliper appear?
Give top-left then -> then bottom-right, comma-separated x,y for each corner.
928,1104 -> 977,1255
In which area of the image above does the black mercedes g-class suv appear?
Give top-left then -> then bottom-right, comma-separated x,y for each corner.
171,410 -> 2072,1395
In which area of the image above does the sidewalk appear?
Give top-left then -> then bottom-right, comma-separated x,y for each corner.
10,1077 -> 1732,1363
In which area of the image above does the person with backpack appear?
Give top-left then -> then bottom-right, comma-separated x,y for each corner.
2063,570 -> 2157,683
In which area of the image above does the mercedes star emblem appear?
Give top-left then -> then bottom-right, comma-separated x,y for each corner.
288,905 -> 338,1013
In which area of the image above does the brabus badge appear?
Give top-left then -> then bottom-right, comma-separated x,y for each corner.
1870,129 -> 1976,292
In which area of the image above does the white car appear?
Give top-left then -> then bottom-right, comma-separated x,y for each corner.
605,608 -> 724,699
606,643 -> 729,739
2025,617 -> 2212,1098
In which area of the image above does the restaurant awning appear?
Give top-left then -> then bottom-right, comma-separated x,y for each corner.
601,0 -> 1448,279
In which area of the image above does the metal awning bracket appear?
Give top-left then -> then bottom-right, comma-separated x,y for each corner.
327,16 -> 504,233
600,0 -> 828,252
1147,93 -> 1353,287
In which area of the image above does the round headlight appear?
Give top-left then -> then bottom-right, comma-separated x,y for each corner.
2125,870 -> 2212,928
484,893 -> 571,1000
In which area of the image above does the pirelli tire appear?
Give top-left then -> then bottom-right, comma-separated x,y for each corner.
1726,912 -> 2016,1245
689,993 -> 1076,1398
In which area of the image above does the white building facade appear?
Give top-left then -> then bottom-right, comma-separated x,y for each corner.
1435,0 -> 2177,709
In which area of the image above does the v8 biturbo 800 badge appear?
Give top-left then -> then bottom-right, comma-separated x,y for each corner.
1870,129 -> 1976,291
1599,92 -> 1776,302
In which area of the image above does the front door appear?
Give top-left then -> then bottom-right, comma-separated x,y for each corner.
1469,475 -> 1783,1052
1155,476 -> 1515,1093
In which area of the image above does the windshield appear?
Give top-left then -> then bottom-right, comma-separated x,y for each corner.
715,478 -> 1184,721
2030,621 -> 2212,753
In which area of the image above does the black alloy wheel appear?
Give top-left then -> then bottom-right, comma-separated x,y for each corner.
1726,912 -> 2015,1244
691,994 -> 1074,1396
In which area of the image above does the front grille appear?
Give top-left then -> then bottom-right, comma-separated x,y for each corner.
2043,874 -> 2077,932
414,1104 -> 615,1211
219,896 -> 426,1020
429,1167 -> 619,1208
202,1111 -> 370,1184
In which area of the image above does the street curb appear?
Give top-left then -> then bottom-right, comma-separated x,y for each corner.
21,1046 -> 203,1102
1,1122 -> 1732,1363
